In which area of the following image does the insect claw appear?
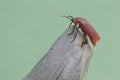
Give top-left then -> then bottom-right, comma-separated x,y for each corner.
81,40 -> 88,48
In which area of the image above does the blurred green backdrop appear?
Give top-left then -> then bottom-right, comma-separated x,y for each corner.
0,0 -> 119,80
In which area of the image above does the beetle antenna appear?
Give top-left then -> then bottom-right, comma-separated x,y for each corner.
61,15 -> 74,20
67,15 -> 74,19
61,15 -> 74,28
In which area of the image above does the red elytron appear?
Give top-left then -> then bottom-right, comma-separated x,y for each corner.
63,16 -> 100,47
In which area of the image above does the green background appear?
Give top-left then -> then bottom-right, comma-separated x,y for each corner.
0,0 -> 119,80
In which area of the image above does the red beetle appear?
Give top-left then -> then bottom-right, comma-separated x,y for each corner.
63,16 -> 100,47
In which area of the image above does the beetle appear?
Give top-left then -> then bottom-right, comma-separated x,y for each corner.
62,15 -> 100,47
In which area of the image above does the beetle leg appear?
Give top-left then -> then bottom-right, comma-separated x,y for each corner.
68,25 -> 75,36
81,33 -> 88,48
68,21 -> 73,28
71,27 -> 79,43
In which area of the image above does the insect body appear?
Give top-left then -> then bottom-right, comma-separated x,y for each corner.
63,16 -> 100,47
